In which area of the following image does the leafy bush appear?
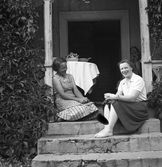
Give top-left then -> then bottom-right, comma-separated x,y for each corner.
0,156 -> 31,167
146,0 -> 162,59
0,0 -> 56,162
147,81 -> 162,119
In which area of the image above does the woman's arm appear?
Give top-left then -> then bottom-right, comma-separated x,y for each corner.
117,89 -> 140,102
70,75 -> 89,103
105,90 -> 140,102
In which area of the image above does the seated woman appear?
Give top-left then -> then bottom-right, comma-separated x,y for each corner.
95,59 -> 148,138
52,57 -> 98,121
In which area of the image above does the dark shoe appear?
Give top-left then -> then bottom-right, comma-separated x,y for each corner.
96,113 -> 109,125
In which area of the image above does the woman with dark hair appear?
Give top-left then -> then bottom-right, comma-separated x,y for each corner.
52,57 -> 98,121
95,59 -> 148,138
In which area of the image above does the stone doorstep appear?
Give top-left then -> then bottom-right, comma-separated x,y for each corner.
37,132 -> 162,155
47,120 -> 103,136
47,118 -> 160,136
32,151 -> 162,167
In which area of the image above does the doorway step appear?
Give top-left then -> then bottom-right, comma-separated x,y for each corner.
32,118 -> 162,167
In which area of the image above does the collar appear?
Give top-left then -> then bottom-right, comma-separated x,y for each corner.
121,73 -> 136,85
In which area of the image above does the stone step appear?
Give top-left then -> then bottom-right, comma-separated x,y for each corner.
32,150 -> 162,167
38,132 -> 162,155
47,118 -> 160,135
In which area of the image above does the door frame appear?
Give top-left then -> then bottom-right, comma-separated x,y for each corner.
59,11 -> 130,60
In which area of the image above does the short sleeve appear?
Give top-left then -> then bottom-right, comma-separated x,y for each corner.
133,77 -> 145,92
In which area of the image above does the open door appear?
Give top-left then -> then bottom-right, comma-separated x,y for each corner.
59,11 -> 130,103
68,21 -> 121,102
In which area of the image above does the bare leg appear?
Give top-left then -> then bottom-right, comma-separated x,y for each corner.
104,104 -> 110,128
107,105 -> 118,131
104,104 -> 110,120
95,105 -> 118,138
94,104 -> 110,136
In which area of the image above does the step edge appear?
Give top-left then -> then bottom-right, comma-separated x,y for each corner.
32,150 -> 162,161
39,132 -> 162,141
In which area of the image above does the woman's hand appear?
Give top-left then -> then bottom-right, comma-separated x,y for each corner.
77,97 -> 89,104
105,93 -> 118,100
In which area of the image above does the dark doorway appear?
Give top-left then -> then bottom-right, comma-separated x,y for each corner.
68,21 -> 121,103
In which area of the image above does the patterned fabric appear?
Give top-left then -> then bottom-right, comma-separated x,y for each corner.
53,74 -> 98,121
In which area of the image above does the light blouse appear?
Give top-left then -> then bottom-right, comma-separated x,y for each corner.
118,73 -> 147,102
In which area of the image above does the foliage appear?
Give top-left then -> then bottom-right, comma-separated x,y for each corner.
147,81 -> 162,119
146,0 -> 162,59
0,0 -> 56,162
0,156 -> 31,167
